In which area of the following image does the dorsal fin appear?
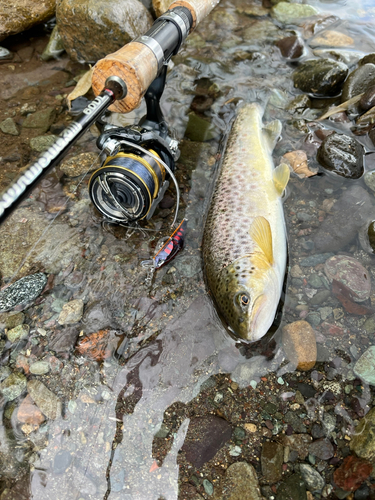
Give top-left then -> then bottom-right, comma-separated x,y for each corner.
250,216 -> 273,267
273,163 -> 290,196
263,119 -> 282,150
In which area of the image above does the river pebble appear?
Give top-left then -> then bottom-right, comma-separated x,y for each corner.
300,463 -> 325,492
0,372 -> 26,401
276,473 -> 306,500
29,361 -> 50,375
58,299 -> 84,325
27,380 -> 62,420
222,462 -> 263,500
0,117 -> 19,136
324,255 -> 371,302
353,346 -> 375,385
0,0 -> 55,40
310,30 -> 354,48
333,455 -> 372,492
261,441 -> 283,482
317,133 -> 364,179
6,324 -> 29,343
30,135 -> 58,152
282,434 -> 312,459
342,63 -> 375,102
17,395 -> 45,426
22,107 -> 56,134
0,312 -> 24,331
276,36 -> 304,59
293,59 -> 348,96
308,438 -> 334,460
282,320 -> 317,371
271,2 -> 318,24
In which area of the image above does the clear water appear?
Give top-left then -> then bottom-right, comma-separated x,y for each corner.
1,0 -> 375,498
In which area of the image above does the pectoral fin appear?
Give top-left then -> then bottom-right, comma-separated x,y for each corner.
273,163 -> 290,196
250,216 -> 273,267
263,120 -> 282,150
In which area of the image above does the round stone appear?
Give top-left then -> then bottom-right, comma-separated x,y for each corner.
293,59 -> 348,97
282,320 -> 317,371
29,361 -> 50,375
342,63 -> 375,102
324,255 -> 371,302
6,324 -> 29,343
317,133 -> 364,179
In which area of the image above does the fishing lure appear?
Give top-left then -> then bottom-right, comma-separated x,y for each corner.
153,219 -> 187,269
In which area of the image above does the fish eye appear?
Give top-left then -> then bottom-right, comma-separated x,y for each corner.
240,293 -> 250,306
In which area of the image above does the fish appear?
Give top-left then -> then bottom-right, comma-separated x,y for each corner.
202,103 -> 289,342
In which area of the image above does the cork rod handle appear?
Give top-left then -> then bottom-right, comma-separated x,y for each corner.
91,0 -> 220,114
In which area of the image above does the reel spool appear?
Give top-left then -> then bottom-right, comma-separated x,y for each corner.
88,145 -> 175,223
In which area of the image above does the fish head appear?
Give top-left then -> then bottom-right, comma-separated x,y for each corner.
218,256 -> 280,342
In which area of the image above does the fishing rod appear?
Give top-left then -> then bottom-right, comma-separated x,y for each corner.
0,0 -> 220,225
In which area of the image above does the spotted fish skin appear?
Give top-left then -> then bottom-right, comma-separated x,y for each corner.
203,103 -> 288,342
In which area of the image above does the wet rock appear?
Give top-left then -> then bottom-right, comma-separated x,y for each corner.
353,346 -> 375,385
0,47 -> 12,60
342,63 -> 375,102
364,169 -> 375,193
0,312 -> 24,331
41,26 -> 65,61
6,324 -> 29,343
317,132 -> 364,179
181,416 -> 232,468
282,320 -> 317,371
324,255 -> 371,302
242,19 -> 282,44
299,464 -> 324,492
222,462 -> 263,500
17,395 -> 45,425
333,455 -> 372,492
76,329 -> 115,361
363,316 -> 375,334
300,254 -> 333,267
0,372 -> 26,401
58,299 -> 84,325
293,59 -> 348,97
0,117 -> 19,136
236,3 -> 269,17
358,219 -> 375,254
30,135 -> 58,152
174,255 -> 201,278
0,0 -> 55,41
359,85 -> 375,111
312,186 -> 374,252
287,95 -> 311,115
0,273 -> 47,312
57,0 -> 153,63
351,408 -> 375,459
276,36 -> 304,59
60,152 -> 100,177
282,434 -> 312,459
308,438 -> 334,460
313,48 -> 363,67
310,30 -> 354,48
49,326 -> 79,352
81,301 -> 115,333
271,2 -> 318,24
261,441 -> 283,482
27,380 -> 61,420
152,0 -> 173,17
22,107 -> 56,134
29,361 -> 50,375
276,473 -> 306,500
53,450 -> 72,474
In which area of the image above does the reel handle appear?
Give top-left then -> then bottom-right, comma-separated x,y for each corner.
91,0 -> 219,114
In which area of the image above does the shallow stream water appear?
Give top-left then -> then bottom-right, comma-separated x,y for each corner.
1,0 -> 375,499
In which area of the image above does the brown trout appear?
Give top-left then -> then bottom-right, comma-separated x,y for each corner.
203,103 -> 289,342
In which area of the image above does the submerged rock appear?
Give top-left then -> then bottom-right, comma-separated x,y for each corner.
310,30 -> 354,48
0,273 -> 47,312
334,455 -> 372,492
222,462 -> 263,500
276,36 -> 304,59
324,255 -> 371,302
312,186 -> 374,252
57,0 -> 153,63
350,407 -> 375,460
293,59 -> 348,96
27,380 -> 61,420
308,438 -> 334,460
358,220 -> 375,254
282,320 -> 317,371
29,361 -> 50,375
261,441 -> 283,482
359,85 -> 375,110
6,324 -> 29,343
58,299 -> 84,325
271,2 -> 318,24
60,152 -> 99,177
0,372 -> 27,401
276,473 -> 306,500
354,346 -> 375,385
299,464 -> 324,492
317,132 -> 364,179
0,0 -> 55,41
17,395 -> 45,426
341,63 -> 375,102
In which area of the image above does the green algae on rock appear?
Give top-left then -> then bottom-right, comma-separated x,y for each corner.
350,407 -> 375,460
6,324 -> 29,343
271,2 -> 318,24
0,372 -> 27,401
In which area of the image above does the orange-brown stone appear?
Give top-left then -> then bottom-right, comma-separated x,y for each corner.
17,395 -> 45,426
282,320 -> 317,371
